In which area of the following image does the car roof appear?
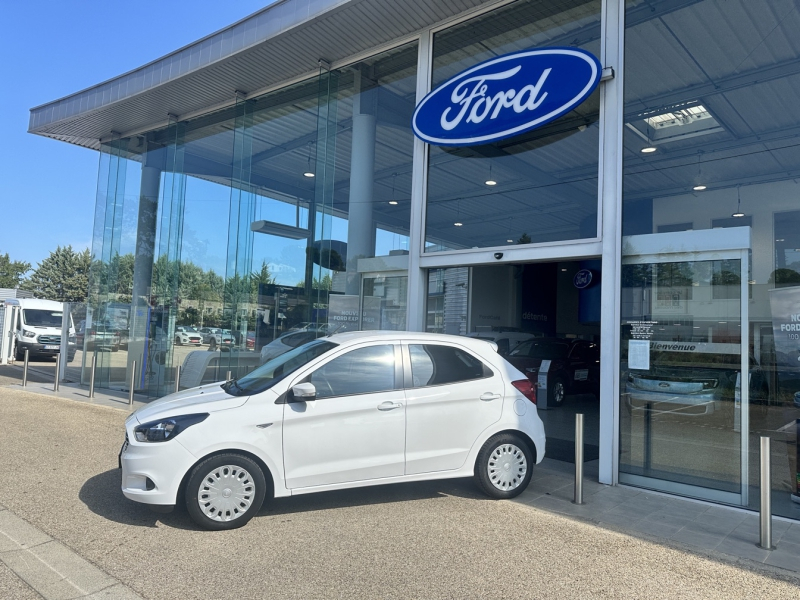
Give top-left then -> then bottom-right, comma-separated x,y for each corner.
326,330 -> 498,352
4,298 -> 64,310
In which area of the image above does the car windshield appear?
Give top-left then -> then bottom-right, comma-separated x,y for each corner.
223,339 -> 338,396
23,309 -> 63,328
510,340 -> 569,359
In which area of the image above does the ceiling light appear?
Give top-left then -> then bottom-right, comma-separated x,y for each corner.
303,142 -> 315,178
507,239 -> 514,243
454,222 -> 463,227
732,211 -> 744,218
693,185 -> 706,191
641,147 -> 657,153
485,179 -> 497,186
388,200 -> 398,205
561,268 -> 568,272
732,185 -> 745,217
303,171 -> 315,178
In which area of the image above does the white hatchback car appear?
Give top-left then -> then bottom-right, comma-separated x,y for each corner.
120,331 -> 546,530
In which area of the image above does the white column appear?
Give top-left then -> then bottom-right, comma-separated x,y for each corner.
345,70 -> 377,296
598,0 -> 625,486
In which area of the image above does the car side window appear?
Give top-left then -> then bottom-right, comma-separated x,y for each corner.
307,345 -> 396,399
408,344 -> 491,388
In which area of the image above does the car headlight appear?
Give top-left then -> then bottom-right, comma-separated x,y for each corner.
134,413 -> 209,443
23,330 -> 36,338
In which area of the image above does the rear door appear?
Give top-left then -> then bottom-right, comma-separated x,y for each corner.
403,343 -> 503,474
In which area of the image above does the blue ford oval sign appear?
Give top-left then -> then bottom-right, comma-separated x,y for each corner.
412,47 -> 602,146
573,269 -> 593,289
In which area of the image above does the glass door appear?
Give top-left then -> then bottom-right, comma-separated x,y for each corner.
619,228 -> 750,506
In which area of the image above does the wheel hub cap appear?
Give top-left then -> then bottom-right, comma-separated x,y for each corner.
488,444 -> 527,491
197,465 -> 255,522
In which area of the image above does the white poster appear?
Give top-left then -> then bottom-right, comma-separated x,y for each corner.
628,339 -> 650,370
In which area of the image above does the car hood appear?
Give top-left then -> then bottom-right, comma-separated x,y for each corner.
131,384 -> 250,424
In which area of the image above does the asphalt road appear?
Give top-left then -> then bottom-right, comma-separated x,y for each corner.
1,387 -> 798,599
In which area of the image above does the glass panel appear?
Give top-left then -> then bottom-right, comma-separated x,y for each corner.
409,344 -> 487,387
362,275 -> 407,331
622,0 -> 800,518
620,259 -> 742,497
308,345 -> 396,398
425,0 -> 601,252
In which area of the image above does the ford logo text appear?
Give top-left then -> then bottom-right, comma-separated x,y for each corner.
412,47 -> 602,146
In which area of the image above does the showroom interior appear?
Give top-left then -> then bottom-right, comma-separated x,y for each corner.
28,0 -> 799,521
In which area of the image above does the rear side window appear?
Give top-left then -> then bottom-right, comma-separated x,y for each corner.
409,344 -> 491,388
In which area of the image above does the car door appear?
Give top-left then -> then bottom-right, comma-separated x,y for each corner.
403,343 -> 504,475
282,342 -> 406,489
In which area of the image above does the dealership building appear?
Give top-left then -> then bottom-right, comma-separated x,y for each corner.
29,0 -> 800,520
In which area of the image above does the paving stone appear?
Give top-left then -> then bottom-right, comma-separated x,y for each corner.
0,511 -> 51,552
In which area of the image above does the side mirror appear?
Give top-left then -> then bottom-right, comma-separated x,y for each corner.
291,382 -> 316,401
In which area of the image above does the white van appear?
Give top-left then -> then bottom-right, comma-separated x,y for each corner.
5,298 -> 76,362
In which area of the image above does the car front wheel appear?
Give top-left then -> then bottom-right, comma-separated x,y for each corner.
474,433 -> 533,499
185,454 -> 266,531
548,376 -> 567,406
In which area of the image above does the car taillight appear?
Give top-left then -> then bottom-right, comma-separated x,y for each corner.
512,379 -> 537,404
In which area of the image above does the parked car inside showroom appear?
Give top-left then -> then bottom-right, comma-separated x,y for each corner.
119,331 -> 546,530
467,330 -> 541,356
506,338 -> 600,406
625,350 -> 768,416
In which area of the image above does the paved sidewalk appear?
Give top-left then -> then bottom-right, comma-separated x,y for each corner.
2,378 -> 148,413
0,502 -> 143,599
513,459 -> 800,575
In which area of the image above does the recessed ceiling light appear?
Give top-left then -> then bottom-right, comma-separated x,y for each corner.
561,268 -> 567,272
388,200 -> 398,205
454,222 -> 463,227
507,239 -> 514,243
641,147 -> 657,153
693,185 -> 706,191
303,172 -> 315,178
485,179 -> 497,186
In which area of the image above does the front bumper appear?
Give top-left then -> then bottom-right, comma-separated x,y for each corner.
18,340 -> 76,358
120,432 -> 198,506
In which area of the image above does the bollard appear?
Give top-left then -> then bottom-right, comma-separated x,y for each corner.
53,354 -> 61,391
174,365 -> 181,394
88,355 -> 97,399
574,413 -> 584,505
22,349 -> 29,387
129,360 -> 137,407
759,436 -> 773,550
226,370 -> 232,382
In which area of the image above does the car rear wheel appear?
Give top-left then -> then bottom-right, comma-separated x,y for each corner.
174,336 -> 183,346
185,454 -> 266,531
548,376 -> 567,406
474,433 -> 533,499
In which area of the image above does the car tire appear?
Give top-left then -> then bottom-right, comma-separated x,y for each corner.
111,343 -> 119,353
208,338 -> 217,351
548,376 -> 567,406
185,454 -> 266,531
474,433 -> 534,500
175,337 -> 182,346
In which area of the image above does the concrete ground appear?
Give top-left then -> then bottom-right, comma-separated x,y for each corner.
1,388 -> 799,600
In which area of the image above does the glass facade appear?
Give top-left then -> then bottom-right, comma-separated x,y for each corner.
425,0 -> 602,252
87,43 -> 417,397
76,0 -> 800,521
620,0 -> 800,519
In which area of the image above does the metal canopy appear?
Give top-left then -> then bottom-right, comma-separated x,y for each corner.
28,0 -> 491,150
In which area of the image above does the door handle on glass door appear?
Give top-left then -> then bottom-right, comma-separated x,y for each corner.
377,401 -> 402,411
480,393 -> 501,401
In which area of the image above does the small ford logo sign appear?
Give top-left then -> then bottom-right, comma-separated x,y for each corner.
412,47 -> 602,146
573,269 -> 593,289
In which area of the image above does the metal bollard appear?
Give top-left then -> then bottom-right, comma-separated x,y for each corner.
759,436 -> 773,550
574,413 -> 584,505
129,360 -> 137,407
22,349 -> 29,387
88,355 -> 97,399
226,370 -> 232,382
174,365 -> 181,394
53,354 -> 61,391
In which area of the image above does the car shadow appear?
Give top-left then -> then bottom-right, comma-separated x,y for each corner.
79,469 -> 195,530
80,469 -> 486,529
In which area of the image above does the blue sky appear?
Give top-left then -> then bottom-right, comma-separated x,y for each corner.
0,0 -> 270,269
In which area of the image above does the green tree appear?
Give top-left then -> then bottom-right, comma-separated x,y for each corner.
22,246 -> 91,302
0,253 -> 31,288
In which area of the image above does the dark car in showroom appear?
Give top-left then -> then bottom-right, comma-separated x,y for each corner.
506,338 -> 600,406
625,350 -> 768,416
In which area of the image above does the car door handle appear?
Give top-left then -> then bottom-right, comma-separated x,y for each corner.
377,401 -> 402,411
480,393 -> 501,401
